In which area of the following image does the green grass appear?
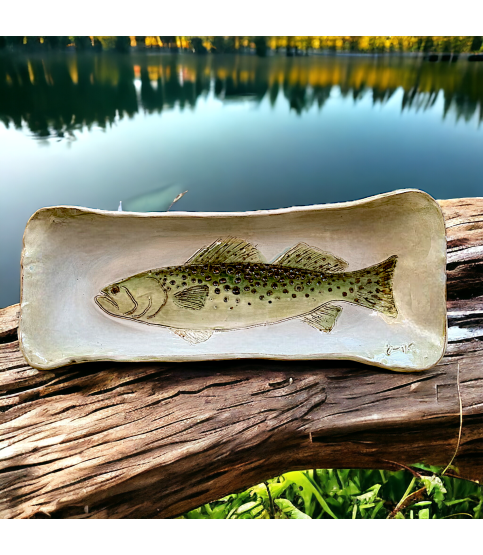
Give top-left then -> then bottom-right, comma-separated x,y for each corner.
180,466 -> 483,519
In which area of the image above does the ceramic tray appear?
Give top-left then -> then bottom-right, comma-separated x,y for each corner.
19,189 -> 447,372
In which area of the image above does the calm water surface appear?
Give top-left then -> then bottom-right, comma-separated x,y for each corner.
1,52 -> 482,307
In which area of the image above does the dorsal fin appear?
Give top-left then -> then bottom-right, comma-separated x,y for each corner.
185,238 -> 264,265
272,243 -> 348,273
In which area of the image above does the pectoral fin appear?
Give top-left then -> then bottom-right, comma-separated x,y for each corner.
172,328 -> 214,344
173,285 -> 209,310
302,304 -> 342,333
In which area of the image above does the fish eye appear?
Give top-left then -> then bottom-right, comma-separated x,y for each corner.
111,286 -> 120,295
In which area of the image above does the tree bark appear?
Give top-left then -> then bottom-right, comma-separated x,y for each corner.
0,198 -> 482,519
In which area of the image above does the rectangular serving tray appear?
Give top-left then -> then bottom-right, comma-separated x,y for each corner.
19,189 -> 447,372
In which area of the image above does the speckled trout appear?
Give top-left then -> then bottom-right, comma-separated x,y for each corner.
95,238 -> 398,344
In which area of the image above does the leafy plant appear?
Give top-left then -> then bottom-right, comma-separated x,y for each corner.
180,467 -> 483,519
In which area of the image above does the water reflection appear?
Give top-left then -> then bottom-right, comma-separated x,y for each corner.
1,53 -> 482,140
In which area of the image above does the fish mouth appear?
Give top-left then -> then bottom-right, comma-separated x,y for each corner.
95,292 -> 119,312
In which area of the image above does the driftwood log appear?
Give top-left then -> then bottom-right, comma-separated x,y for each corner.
0,198 -> 482,519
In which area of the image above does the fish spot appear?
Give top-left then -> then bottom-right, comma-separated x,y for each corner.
226,267 -> 234,274
224,284 -> 231,291
166,287 -> 171,292
349,287 -> 354,293
182,275 -> 187,280
355,298 -> 359,303
275,296 -> 280,300
248,302 -> 251,306
267,290 -> 273,296
213,267 -> 220,274
359,285 -> 364,290
283,289 -> 289,294
268,300 -> 272,304
342,292 -> 347,297
214,288 -> 220,294
234,277 -> 241,284
292,294 -> 297,298
375,288 -> 380,293
367,279 -> 372,284
232,287 -> 241,295
255,281 -> 261,287
111,286 -> 120,294
219,278 -> 227,284
289,280 -> 294,285
181,282 -> 187,287
328,288 -> 332,292
295,284 -> 303,292
236,298 -> 240,304
213,281 -> 219,286
310,288 -> 315,292
230,307 -> 234,310
306,281 -> 311,286
198,279 -> 203,284
205,276 -> 212,281
316,282 -> 321,286
251,288 -> 257,294
170,280 -> 176,285
337,286 -> 340,289
271,283 -> 278,289
305,294 -> 309,298
224,297 -> 228,302
259,295 -> 265,301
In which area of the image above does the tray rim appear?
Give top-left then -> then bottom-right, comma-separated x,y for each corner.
19,188 -> 448,372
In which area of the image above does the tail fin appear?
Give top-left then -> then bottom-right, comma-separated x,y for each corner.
347,255 -> 398,317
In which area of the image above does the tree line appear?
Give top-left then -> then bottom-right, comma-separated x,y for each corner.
1,36 -> 482,55
1,53 -> 482,141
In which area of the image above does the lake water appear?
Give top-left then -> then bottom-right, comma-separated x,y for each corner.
1,52 -> 482,308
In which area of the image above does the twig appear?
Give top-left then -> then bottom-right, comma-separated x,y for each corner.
264,481 -> 275,519
167,190 -> 188,212
441,362 -> 463,477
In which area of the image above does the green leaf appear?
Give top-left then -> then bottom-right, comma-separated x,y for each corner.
284,471 -> 338,519
444,497 -> 473,507
421,475 -> 447,503
371,501 -> 385,519
418,508 -> 430,519
236,501 -> 260,515
354,483 -> 381,505
412,501 -> 432,507
275,498 -> 311,519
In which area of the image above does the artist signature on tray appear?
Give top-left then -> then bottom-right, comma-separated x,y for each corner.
386,343 -> 414,356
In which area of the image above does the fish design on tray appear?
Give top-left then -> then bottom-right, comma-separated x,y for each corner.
95,238 -> 398,344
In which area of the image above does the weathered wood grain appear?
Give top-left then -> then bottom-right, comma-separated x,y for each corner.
0,198 -> 482,519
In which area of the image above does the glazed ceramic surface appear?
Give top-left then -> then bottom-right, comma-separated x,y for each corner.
19,189 -> 447,372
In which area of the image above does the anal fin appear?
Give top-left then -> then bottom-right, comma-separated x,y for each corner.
172,328 -> 214,344
302,304 -> 342,333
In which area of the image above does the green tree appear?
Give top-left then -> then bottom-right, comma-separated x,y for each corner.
115,36 -> 131,53
211,36 -> 226,53
470,36 -> 483,53
254,36 -> 267,57
190,37 -> 207,54
74,36 -> 92,50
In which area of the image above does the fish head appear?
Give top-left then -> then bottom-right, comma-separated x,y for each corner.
95,274 -> 167,320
